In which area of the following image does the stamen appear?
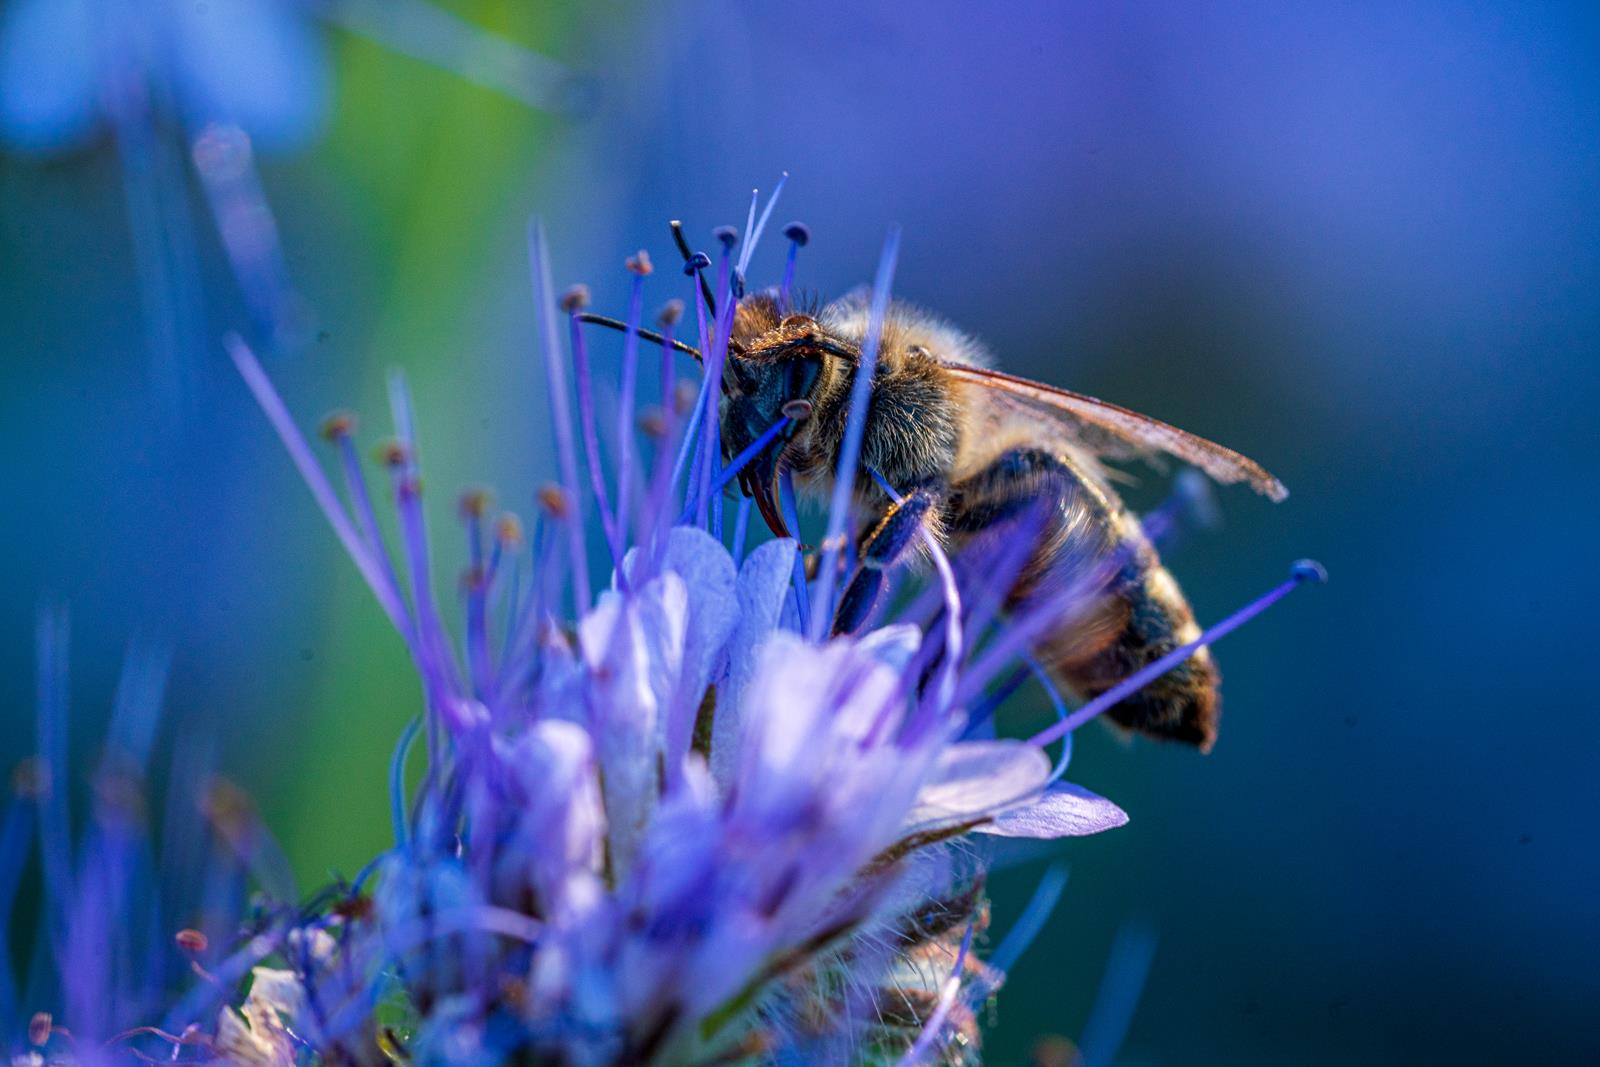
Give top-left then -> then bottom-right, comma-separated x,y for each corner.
710,416 -> 791,496
737,175 -> 787,278
614,257 -> 649,543
526,221 -> 591,613
985,864 -> 1069,976
868,468 -> 962,721
390,715 -> 422,847
731,495 -> 753,566
808,227 -> 901,640
566,295 -> 623,569
713,225 -> 739,249
459,494 -> 493,697
174,929 -> 209,955
672,220 -> 717,313
779,221 -> 809,311
780,471 -> 810,634
1075,922 -> 1159,1067
227,335 -> 411,633
1027,561 -> 1328,749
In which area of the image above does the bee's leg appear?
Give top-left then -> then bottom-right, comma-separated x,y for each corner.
832,487 -> 942,636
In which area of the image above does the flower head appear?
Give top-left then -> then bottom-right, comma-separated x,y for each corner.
5,189 -> 1319,1064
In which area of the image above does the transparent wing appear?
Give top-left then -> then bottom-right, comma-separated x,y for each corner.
943,363 -> 1288,501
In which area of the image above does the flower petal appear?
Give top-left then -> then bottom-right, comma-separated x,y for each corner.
712,537 -> 796,788
655,527 -> 738,775
903,740 -> 1051,828
978,782 -> 1130,839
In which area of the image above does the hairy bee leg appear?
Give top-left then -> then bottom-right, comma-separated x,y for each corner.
832,488 -> 941,636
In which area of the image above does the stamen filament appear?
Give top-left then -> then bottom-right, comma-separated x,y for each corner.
526,221 -> 590,613
808,227 -> 901,640
226,335 -> 411,633
736,174 -> 787,278
1028,561 -> 1327,749
780,470 -> 810,634
711,416 -> 791,495
614,271 -> 646,542
731,495 -> 753,566
986,864 -> 1069,977
568,309 -> 624,570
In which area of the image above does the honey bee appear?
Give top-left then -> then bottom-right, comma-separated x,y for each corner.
717,288 -> 1286,753
582,235 -> 1287,752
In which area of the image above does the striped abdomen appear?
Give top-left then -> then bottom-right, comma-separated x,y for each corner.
947,447 -> 1221,750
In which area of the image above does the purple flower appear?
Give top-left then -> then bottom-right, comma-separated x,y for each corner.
5,192 -> 1319,1065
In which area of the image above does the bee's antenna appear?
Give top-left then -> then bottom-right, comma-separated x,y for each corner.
576,312 -> 703,362
670,219 -> 717,316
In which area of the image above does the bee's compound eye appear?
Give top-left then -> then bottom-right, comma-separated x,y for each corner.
779,314 -> 816,331
906,344 -> 931,358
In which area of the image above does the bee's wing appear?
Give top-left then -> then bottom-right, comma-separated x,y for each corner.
941,363 -> 1289,502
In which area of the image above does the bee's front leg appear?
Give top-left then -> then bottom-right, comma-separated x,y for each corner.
832,487 -> 943,636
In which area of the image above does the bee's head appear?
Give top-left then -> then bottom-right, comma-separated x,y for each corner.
722,300 -> 853,537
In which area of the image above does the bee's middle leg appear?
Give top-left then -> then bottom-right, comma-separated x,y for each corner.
832,487 -> 943,636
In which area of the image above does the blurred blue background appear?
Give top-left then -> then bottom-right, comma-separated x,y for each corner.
2,1 -> 1596,1063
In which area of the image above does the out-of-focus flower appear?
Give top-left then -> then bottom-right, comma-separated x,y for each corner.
0,0 -> 581,400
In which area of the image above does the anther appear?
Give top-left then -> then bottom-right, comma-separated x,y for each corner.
200,778 -> 256,836
537,484 -> 572,520
495,513 -> 524,548
559,284 -> 591,313
781,399 -> 814,421
626,250 -> 653,276
674,380 -> 700,416
460,565 -> 488,592
175,929 -> 209,955
457,488 -> 491,520
783,221 -> 810,246
637,405 -> 668,439
319,410 -> 357,442
731,268 -> 747,299
657,299 -> 685,327
712,225 -> 739,249
1292,559 -> 1329,584
28,1013 -> 51,1047
377,439 -> 410,468
683,251 -> 712,275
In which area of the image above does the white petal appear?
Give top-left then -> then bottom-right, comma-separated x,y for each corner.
978,782 -> 1130,839
904,741 -> 1051,828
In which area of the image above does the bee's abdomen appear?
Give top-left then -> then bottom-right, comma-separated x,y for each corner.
946,447 -> 1221,750
1036,551 -> 1221,752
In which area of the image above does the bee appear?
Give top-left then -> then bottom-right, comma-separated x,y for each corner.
583,235 -> 1287,752
719,285 -> 1289,752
